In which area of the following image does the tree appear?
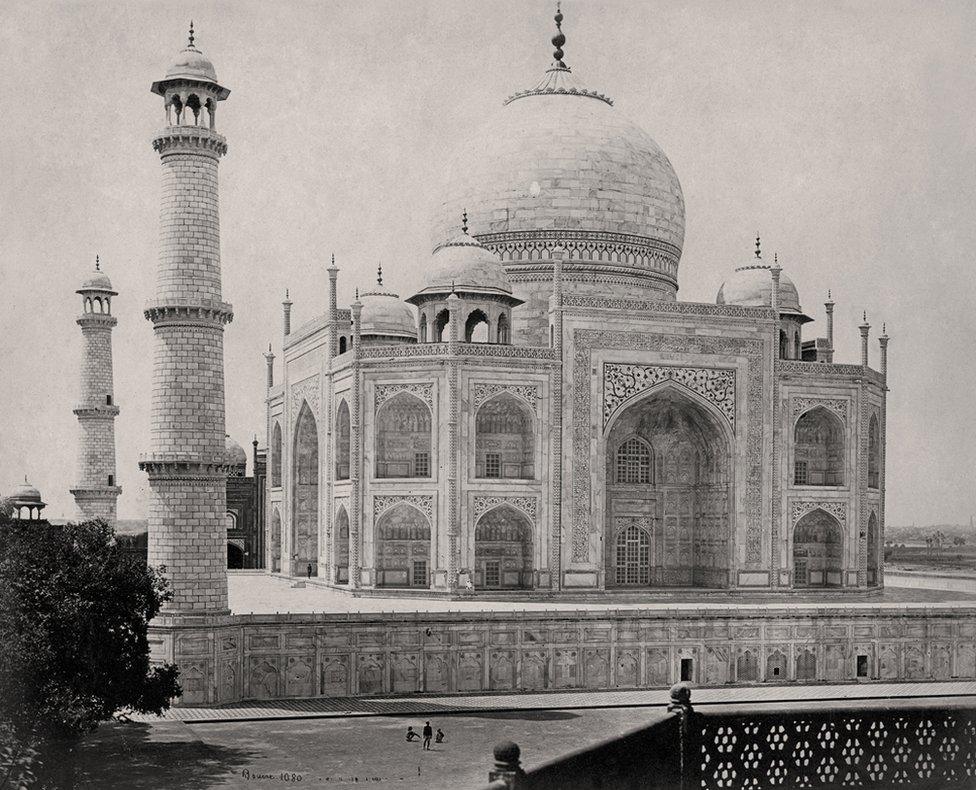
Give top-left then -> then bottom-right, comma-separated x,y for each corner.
0,516 -> 180,785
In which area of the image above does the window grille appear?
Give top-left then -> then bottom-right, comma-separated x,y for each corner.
794,460 -> 808,485
616,438 -> 650,484
485,452 -> 501,478
414,452 -> 430,477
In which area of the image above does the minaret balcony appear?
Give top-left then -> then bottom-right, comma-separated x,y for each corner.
73,404 -> 120,418
76,313 -> 118,328
144,299 -> 233,327
153,125 -> 227,156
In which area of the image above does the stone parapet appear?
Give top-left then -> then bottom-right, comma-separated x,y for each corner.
152,126 -> 228,157
144,300 -> 234,326
72,405 -> 120,418
76,313 -> 117,328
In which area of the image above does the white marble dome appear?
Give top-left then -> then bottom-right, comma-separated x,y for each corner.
411,232 -> 515,300
358,283 -> 418,340
164,44 -> 219,84
717,264 -> 804,316
433,68 -> 685,275
225,435 -> 247,467
79,269 -> 115,293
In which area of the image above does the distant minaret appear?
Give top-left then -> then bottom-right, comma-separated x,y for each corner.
70,256 -> 121,525
139,24 -> 233,614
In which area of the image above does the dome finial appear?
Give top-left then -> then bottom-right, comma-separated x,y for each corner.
188,20 -> 195,48
754,233 -> 761,259
95,254 -> 100,272
462,209 -> 468,235
552,2 -> 567,68
355,287 -> 359,300
377,263 -> 383,287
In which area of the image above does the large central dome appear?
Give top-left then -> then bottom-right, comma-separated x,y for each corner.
434,13 -> 685,344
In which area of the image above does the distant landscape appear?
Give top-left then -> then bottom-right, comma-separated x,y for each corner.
885,521 -> 976,575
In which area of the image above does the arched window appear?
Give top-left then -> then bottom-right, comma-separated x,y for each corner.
335,400 -> 350,480
225,512 -> 238,531
868,414 -> 880,489
465,310 -> 489,342
186,93 -> 201,125
94,297 -> 103,313
434,309 -> 450,341
475,505 -> 533,589
227,543 -> 244,569
475,394 -> 534,479
792,509 -> 843,587
292,403 -> 319,576
615,437 -> 651,484
794,407 -> 845,486
270,507 -> 282,572
794,332 -> 801,360
170,94 -> 183,124
614,525 -> 650,585
338,336 -> 347,354
497,313 -> 510,344
419,314 -> 428,343
867,511 -> 880,586
779,329 -> 788,359
375,393 -> 432,478
270,421 -> 282,487
375,503 -> 431,588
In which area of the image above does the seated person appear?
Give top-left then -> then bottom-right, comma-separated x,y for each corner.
406,726 -> 420,742
435,729 -> 445,743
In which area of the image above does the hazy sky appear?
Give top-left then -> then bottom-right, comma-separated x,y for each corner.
1,0 -> 974,526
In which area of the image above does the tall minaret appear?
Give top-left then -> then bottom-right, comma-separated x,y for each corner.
70,256 -> 122,525
139,24 -> 233,614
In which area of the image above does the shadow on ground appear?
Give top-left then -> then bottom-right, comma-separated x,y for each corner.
42,721 -> 259,789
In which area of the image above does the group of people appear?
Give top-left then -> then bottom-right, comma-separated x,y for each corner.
406,721 -> 445,750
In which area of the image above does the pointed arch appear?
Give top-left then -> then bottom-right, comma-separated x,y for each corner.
475,393 -> 535,479
375,502 -> 430,588
794,406 -> 846,486
434,309 -> 450,341
292,402 -> 319,576
475,504 -> 533,589
465,309 -> 490,342
496,313 -> 510,344
333,504 -> 349,584
270,421 -> 282,487
868,413 -> 880,489
335,399 -> 350,480
792,508 -> 843,587
338,336 -> 347,354
419,313 -> 428,343
270,506 -> 282,573
867,511 -> 880,586
375,392 -> 432,478
613,435 -> 652,484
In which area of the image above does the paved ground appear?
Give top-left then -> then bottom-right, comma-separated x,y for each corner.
73,707 -> 663,789
131,681 -> 976,723
228,573 -> 976,615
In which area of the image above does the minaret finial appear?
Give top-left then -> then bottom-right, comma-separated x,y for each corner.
462,209 -> 468,235
773,252 -> 778,266
882,322 -> 887,334
355,287 -> 359,300
95,254 -> 100,271
188,20 -> 195,48
552,3 -> 567,68
331,252 -> 335,266
377,263 -> 383,287
754,234 -> 761,259
863,310 -> 867,321
827,289 -> 832,300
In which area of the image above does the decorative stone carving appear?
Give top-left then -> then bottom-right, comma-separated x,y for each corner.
372,494 -> 433,522
472,495 -> 538,523
603,363 -> 735,429
290,375 -> 320,422
790,499 -> 848,527
472,382 -> 540,413
791,397 -> 847,420
573,329 -> 765,565
562,293 -> 775,322
374,382 -> 433,411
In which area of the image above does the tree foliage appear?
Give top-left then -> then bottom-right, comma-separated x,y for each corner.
0,515 -> 181,746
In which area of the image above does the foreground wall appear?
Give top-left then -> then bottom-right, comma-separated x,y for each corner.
148,606 -> 976,706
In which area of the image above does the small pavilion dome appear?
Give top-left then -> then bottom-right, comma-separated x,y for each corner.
408,229 -> 520,305
716,245 -> 810,322
78,257 -> 117,295
358,268 -> 418,340
10,479 -> 42,504
225,435 -> 247,467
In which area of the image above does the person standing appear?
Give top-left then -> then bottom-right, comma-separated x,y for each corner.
306,563 -> 312,579
422,721 -> 433,750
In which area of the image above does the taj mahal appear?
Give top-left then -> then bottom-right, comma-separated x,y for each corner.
263,7 -> 889,596
49,8 -> 976,709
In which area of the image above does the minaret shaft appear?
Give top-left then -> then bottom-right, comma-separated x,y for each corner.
141,124 -> 233,615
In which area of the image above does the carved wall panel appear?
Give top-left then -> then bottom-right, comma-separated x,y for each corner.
285,656 -> 314,697
248,658 -> 280,700
425,654 -> 450,692
391,653 -> 421,693
603,363 -> 736,430
457,652 -> 483,692
472,495 -> 538,524
790,397 -> 848,421
489,651 -> 516,690
521,652 -> 548,690
616,650 -> 640,688
290,375 -> 320,422
358,654 -> 385,694
789,500 -> 848,528
554,649 -> 579,688
320,656 -> 350,697
373,494 -> 433,522
472,382 -> 540,413
374,382 -> 434,411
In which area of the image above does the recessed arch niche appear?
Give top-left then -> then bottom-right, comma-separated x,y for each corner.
292,402 -> 319,576
375,393 -> 432,478
604,385 -> 733,588
794,406 -> 845,486
475,393 -> 534,479
474,505 -> 533,589
374,503 -> 430,588
792,508 -> 843,588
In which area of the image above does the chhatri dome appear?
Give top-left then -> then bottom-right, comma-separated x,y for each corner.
435,5 -> 685,309
78,255 -> 115,294
410,214 -> 519,302
358,265 -> 418,341
717,237 -> 810,321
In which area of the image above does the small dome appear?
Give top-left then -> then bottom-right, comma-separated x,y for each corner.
10,480 -> 42,504
408,232 -> 517,303
80,270 -> 114,292
165,44 -> 218,84
358,275 -> 418,339
224,435 -> 247,467
717,263 -> 807,318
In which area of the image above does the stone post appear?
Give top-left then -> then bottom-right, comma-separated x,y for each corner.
859,312 -> 870,368
488,741 -> 525,789
327,256 -> 339,356
770,257 -> 782,314
447,290 -> 461,592
264,343 -> 275,389
668,682 -> 695,787
71,262 -> 122,527
282,290 -> 293,336
349,297 -> 363,588
824,291 -> 835,363
879,324 -> 889,383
